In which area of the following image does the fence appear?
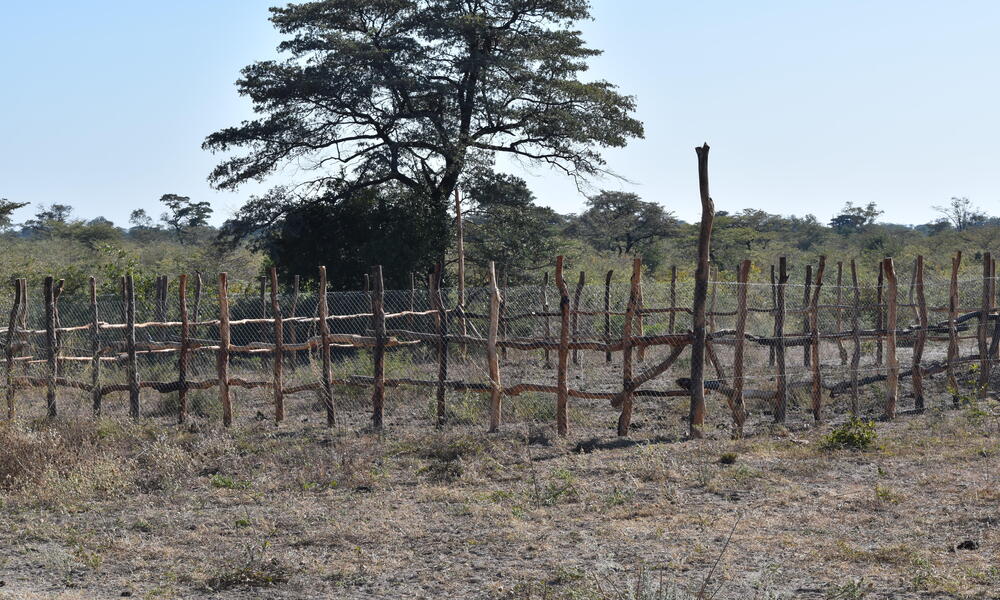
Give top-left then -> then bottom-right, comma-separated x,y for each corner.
1,250 -> 996,439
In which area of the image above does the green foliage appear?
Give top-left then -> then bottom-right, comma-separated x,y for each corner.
572,190 -> 676,269
821,418 -> 878,451
159,194 -> 213,245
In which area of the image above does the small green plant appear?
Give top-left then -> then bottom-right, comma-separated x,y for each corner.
822,418 -> 878,451
718,451 -> 738,465
210,474 -> 252,490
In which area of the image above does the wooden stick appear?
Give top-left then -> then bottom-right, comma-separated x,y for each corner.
883,258 -> 899,419
431,267 -> 448,427
947,252 -> 961,404
876,261 -> 884,366
849,260 -> 861,415
619,258 -> 641,437
319,266 -> 334,427
835,261 -> 847,365
810,257 -> 826,421
542,271 -> 552,368
89,277 -> 102,415
270,267 -> 284,423
126,273 -> 140,419
730,259 -> 750,436
571,271 -> 585,366
689,143 -> 714,439
669,265 -> 677,334
555,256 -> 570,436
774,257 -> 789,423
802,263 -> 812,367
604,270 -> 613,363
217,273 -> 232,426
912,255 -> 927,411
371,265 -> 386,430
978,252 -> 992,398
4,279 -> 23,420
487,262 -> 503,432
45,276 -> 57,418
178,274 -> 189,423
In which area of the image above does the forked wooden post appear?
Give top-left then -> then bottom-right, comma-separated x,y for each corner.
946,252 -> 962,404
774,257 -> 789,423
571,271 -> 585,366
912,255 -> 927,411
978,253 -> 992,397
318,266 -> 335,427
4,279 -> 23,420
126,274 -> 140,420
604,270 -> 613,363
371,265 -> 386,430
849,260 -> 862,415
730,259 -> 750,436
217,273 -> 232,426
555,256 -> 570,436
809,257 -> 826,422
270,267 -> 284,423
689,143 -> 715,439
44,276 -> 57,418
618,258 -> 641,437
541,272 -> 552,368
89,277 -> 102,415
178,274 -> 189,424
431,267 -> 449,427
487,262 -> 503,432
883,258 -> 899,419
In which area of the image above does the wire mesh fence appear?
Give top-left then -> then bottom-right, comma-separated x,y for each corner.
1,253 -> 996,439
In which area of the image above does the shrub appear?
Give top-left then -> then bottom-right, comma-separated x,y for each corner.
822,418 -> 878,451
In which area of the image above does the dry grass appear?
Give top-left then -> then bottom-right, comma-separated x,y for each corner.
0,393 -> 998,599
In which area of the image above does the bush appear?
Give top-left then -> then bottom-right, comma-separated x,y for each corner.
822,417 -> 878,451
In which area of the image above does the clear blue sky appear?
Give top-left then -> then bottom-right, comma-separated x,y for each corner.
1,1 -> 998,227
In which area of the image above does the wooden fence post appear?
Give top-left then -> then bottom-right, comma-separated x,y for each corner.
947,252 -> 961,405
89,277 -> 102,415
604,270 -> 613,363
541,272 -> 552,369
555,256 -> 570,437
431,267 -> 449,427
730,259 -> 750,436
44,276 -> 57,418
883,258 -> 899,419
371,265 -> 386,430
978,252 -> 992,398
689,143 -> 715,439
217,273 -> 232,426
487,262 -> 503,432
4,279 -> 23,420
619,258 -> 641,437
126,274 -> 140,420
669,265 -> 677,334
774,257 -> 789,423
318,266 -> 334,427
270,267 -> 284,423
178,274 -> 189,424
912,255 -> 927,411
572,271 -> 585,366
810,257 -> 826,422
849,260 -> 861,415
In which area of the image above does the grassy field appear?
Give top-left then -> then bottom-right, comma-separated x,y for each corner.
0,391 -> 998,599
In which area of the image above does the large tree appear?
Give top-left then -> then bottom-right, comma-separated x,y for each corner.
573,191 -> 675,257
205,0 -> 642,261
159,194 -> 213,244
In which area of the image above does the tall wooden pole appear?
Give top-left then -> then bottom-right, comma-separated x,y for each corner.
571,271 -> 585,366
318,266 -> 334,427
689,143 -> 715,439
883,258 -> 899,419
371,265 -> 386,430
178,274 -> 189,424
218,273 -> 232,426
774,257 -> 789,423
431,266 -> 449,427
44,276 -> 57,418
730,259 -> 750,437
4,279 -> 23,420
809,257 -> 826,422
604,270 -> 613,363
978,253 -> 992,398
89,277 -> 102,415
270,267 -> 284,423
947,252 -> 962,405
849,260 -> 862,415
455,189 -> 467,337
487,262 -> 503,432
619,258 -> 641,437
802,264 -> 812,367
542,272 -> 552,368
126,274 -> 140,420
912,256 -> 927,411
876,262 -> 884,366
555,256 -> 570,436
